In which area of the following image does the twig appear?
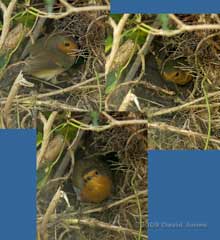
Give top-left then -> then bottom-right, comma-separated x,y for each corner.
19,74 -> 105,100
53,114 -> 91,178
21,99 -> 88,112
37,111 -> 58,169
104,80 -> 139,111
125,16 -> 161,82
0,0 -> 17,50
152,24 -> 220,36
37,190 -> 147,222
118,90 -> 141,111
2,71 -> 22,116
80,190 -> 147,216
140,14 -> 220,37
2,71 -> 33,127
105,14 -> 130,75
28,0 -> 109,20
53,130 -> 83,178
69,114 -> 148,132
40,187 -> 63,240
148,121 -> 220,145
169,14 -> 185,27
148,90 -> 220,118
64,217 -> 148,239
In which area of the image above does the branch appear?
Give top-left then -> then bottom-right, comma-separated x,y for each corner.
69,113 -> 148,132
149,90 -> 220,118
28,0 -> 109,20
2,71 -> 33,128
64,217 -> 147,239
39,187 -> 63,240
37,111 -> 58,169
149,121 -> 220,145
106,14 -> 130,75
139,14 -> 220,37
0,0 -> 17,50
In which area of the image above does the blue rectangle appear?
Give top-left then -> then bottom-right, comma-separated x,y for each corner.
148,150 -> 220,240
0,130 -> 36,239
111,0 -> 220,13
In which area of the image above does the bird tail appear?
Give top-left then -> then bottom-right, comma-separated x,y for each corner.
0,62 -> 25,91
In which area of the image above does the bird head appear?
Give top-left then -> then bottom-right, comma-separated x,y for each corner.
162,59 -> 193,85
45,34 -> 78,57
80,168 -> 112,203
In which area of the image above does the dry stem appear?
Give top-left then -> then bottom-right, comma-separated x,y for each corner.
0,0 -> 17,50
39,187 -> 63,240
106,14 -> 130,75
37,111 -> 58,169
64,217 -> 148,239
143,14 -> 220,37
29,0 -> 109,20
2,71 -> 33,127
149,121 -> 220,146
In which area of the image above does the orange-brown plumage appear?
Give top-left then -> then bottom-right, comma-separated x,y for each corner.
72,154 -> 113,203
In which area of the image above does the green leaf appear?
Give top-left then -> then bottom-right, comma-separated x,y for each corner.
90,112 -> 99,126
105,69 -> 120,94
37,166 -> 48,190
0,54 -> 7,69
14,12 -> 36,28
159,14 -> 170,30
105,35 -> 113,53
2,0 -> 11,5
57,124 -> 77,143
37,131 -> 43,147
37,160 -> 54,190
110,14 -> 123,23
44,0 -> 55,13
123,28 -> 147,45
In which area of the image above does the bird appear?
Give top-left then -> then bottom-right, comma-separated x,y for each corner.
0,33 -> 78,90
72,152 -> 113,203
23,33 -> 78,80
160,58 -> 193,85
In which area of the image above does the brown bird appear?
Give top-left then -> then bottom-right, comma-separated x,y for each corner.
23,33 -> 78,80
72,154 -> 113,203
0,34 -> 78,91
161,58 -> 193,85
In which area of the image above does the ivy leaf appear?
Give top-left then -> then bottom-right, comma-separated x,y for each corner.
90,111 -> 99,126
14,12 -> 36,28
36,131 -> 43,147
105,69 -> 120,94
105,35 -> 113,53
0,54 -> 7,69
110,14 -> 123,23
159,14 -> 170,30
44,0 -> 55,13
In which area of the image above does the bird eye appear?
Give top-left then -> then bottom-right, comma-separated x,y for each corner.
64,41 -> 71,47
86,176 -> 92,181
95,171 -> 99,175
175,72 -> 180,77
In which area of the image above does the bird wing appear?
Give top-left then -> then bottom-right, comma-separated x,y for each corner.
23,50 -> 64,74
